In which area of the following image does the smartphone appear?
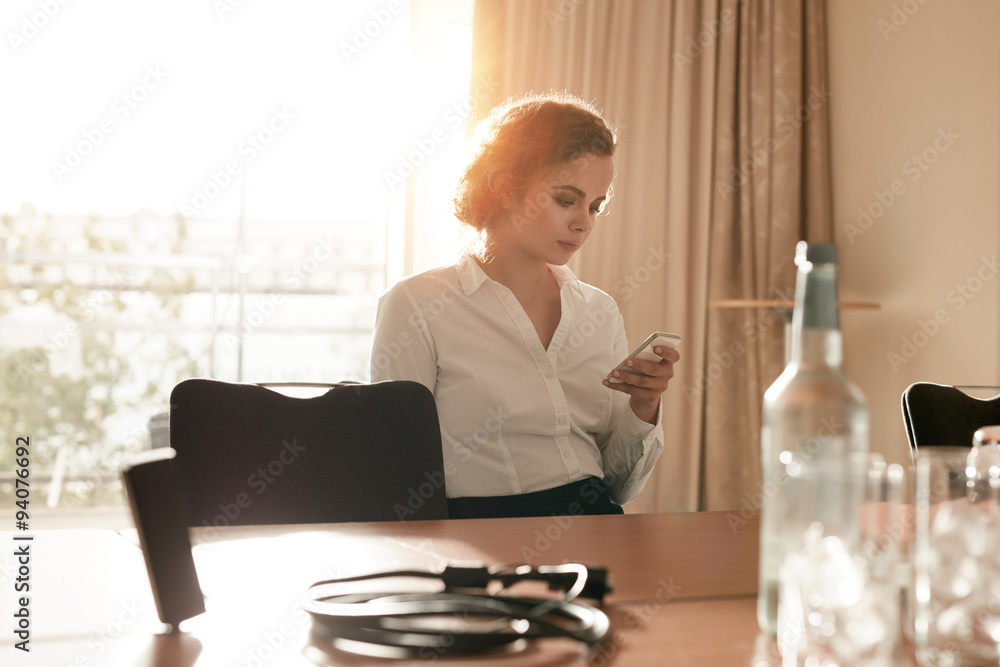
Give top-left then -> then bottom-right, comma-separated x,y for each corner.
607,332 -> 681,383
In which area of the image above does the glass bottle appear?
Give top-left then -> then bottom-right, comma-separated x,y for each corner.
756,241 -> 870,635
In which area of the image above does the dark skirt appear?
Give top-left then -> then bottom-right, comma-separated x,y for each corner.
446,477 -> 624,520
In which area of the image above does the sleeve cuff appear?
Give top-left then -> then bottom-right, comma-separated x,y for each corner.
609,402 -> 664,504
622,400 -> 661,444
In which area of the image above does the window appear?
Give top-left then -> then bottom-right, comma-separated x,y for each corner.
1,0 -> 473,527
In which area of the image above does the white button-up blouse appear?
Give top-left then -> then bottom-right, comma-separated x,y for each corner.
370,252 -> 664,505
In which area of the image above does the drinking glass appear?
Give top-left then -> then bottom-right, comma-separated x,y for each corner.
914,446 -> 1000,666
778,455 -> 906,666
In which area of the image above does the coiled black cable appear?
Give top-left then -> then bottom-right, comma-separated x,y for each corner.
304,562 -> 612,655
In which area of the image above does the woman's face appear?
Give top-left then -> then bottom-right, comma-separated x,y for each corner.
496,153 -> 615,266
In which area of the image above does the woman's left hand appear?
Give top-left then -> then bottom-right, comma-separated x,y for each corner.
602,345 -> 680,424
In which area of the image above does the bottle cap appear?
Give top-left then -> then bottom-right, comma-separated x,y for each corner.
795,241 -> 837,266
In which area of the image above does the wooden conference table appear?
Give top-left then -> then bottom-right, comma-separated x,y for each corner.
1,511 -> 916,666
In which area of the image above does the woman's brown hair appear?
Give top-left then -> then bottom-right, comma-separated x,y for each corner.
452,92 -> 616,243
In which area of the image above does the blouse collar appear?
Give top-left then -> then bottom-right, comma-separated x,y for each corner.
455,250 -> 585,299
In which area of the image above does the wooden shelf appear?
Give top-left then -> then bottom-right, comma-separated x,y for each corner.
709,299 -> 880,310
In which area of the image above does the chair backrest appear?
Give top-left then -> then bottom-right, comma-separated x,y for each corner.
901,382 -> 1000,452
169,378 -> 448,526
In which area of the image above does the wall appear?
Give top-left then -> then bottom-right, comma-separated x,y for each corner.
826,0 -> 1000,469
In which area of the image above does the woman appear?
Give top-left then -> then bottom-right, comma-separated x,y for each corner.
370,92 -> 678,519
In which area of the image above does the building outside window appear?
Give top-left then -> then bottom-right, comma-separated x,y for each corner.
0,0 -> 473,527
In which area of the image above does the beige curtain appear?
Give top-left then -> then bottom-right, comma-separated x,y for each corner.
469,0 -> 833,512
703,0 -> 834,510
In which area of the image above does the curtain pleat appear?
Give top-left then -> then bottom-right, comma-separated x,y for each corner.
702,0 -> 833,511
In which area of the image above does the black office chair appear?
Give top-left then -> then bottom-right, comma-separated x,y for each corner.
167,378 -> 448,525
901,382 -> 1000,453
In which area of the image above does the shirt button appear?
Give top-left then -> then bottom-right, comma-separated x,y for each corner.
562,450 -> 572,459
557,416 -> 567,425
545,371 -> 554,380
